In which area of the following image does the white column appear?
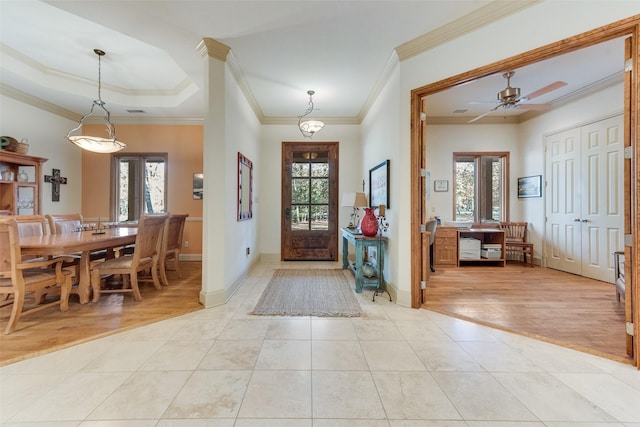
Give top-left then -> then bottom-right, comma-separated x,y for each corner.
197,38 -> 230,307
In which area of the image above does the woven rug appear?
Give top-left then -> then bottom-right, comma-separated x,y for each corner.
249,269 -> 364,317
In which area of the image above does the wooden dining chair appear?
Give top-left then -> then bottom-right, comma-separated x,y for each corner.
91,214 -> 168,302
0,218 -> 73,334
46,213 -> 83,234
159,213 -> 188,286
500,222 -> 534,267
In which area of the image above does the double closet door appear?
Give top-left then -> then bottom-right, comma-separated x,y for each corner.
545,115 -> 624,283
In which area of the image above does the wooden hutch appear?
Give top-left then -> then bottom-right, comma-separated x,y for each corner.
0,151 -> 47,215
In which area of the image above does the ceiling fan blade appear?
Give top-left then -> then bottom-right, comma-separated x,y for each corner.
468,104 -> 502,123
522,81 -> 567,100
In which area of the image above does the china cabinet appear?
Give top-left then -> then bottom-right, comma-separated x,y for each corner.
0,151 -> 47,215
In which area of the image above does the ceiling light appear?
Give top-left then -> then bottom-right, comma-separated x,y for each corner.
298,90 -> 324,138
67,49 -> 126,154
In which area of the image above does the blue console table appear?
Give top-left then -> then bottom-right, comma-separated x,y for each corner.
341,227 -> 390,301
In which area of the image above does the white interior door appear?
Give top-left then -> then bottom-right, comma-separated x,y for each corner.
546,126 -> 582,275
545,115 -> 624,282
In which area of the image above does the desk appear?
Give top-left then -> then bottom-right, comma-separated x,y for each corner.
341,228 -> 389,300
19,228 -> 138,304
457,228 -> 505,267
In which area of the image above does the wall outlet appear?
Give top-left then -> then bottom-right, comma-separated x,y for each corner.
184,241 -> 189,248
246,247 -> 250,255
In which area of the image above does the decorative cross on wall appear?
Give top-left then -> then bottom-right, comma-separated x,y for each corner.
44,168 -> 67,202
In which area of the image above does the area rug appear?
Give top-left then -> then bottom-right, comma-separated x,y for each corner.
249,269 -> 365,317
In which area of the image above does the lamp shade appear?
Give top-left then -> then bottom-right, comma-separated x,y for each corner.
354,192 -> 368,208
299,120 -> 324,134
341,192 -> 368,207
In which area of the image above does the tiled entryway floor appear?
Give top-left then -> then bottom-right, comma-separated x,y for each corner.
2,261 -> 640,426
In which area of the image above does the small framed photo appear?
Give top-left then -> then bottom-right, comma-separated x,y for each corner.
517,175 -> 542,198
434,180 -> 448,192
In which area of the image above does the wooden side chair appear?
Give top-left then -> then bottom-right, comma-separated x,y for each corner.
159,213 -> 189,285
91,214 -> 168,302
0,218 -> 73,334
500,222 -> 534,267
46,213 -> 83,234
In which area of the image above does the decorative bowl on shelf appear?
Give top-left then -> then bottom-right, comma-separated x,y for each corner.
361,263 -> 376,277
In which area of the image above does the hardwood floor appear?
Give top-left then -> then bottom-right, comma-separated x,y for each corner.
0,262 -> 203,366
423,262 -> 632,364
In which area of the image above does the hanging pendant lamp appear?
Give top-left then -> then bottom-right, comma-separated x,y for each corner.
298,90 -> 324,138
67,49 -> 126,154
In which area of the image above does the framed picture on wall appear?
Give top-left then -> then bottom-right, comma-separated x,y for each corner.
434,180 -> 448,192
517,175 -> 542,198
369,160 -> 390,209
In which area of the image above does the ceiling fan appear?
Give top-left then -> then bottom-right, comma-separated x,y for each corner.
468,71 -> 567,123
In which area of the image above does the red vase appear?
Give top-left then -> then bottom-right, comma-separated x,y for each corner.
360,207 -> 378,237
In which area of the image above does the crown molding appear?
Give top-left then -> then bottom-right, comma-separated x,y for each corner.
395,0 -> 541,61
0,83 -> 80,121
198,38 -> 231,61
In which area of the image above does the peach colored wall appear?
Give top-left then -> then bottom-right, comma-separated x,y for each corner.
81,124 -> 203,255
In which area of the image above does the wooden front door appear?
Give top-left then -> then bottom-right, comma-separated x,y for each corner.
281,142 -> 339,261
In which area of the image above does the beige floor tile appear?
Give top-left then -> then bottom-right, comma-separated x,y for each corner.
197,340 -> 262,370
163,370 -> 251,418
139,340 -> 213,371
360,341 -> 426,371
312,340 -> 369,370
311,318 -> 358,340
431,371 -> 538,421
87,371 -> 192,420
408,340 -> 483,372
312,371 -> 385,419
372,371 -> 461,420
265,318 -> 311,340
238,371 -> 311,418
255,340 -> 311,370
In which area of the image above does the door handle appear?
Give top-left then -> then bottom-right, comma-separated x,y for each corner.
285,207 -> 290,220
581,218 -> 589,223
574,218 -> 581,222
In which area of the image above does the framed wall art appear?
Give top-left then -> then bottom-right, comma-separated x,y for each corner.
517,175 -> 542,198
369,159 -> 389,209
434,179 -> 448,192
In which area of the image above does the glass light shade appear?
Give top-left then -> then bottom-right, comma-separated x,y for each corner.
299,120 -> 324,134
68,135 -> 126,154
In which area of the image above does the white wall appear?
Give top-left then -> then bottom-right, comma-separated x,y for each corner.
425,123 -> 520,222
224,67 -> 261,281
258,123 -> 361,257
0,95 -> 82,214
360,62 -> 404,302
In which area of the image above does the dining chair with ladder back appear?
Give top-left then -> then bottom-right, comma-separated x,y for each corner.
0,218 -> 73,334
158,213 -> 188,286
500,222 -> 534,267
90,214 -> 168,302
11,215 -> 76,303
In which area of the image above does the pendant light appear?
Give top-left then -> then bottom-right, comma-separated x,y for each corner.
298,90 -> 324,138
67,49 -> 126,153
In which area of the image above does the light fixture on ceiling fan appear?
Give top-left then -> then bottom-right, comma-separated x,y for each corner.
67,49 -> 126,153
468,71 -> 567,123
298,90 -> 324,138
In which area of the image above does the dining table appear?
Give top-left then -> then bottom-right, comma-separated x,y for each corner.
18,227 -> 138,304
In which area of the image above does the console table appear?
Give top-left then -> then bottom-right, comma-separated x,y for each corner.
341,228 -> 390,300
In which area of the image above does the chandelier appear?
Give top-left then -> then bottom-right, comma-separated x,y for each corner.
298,90 -> 324,138
67,49 -> 126,154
